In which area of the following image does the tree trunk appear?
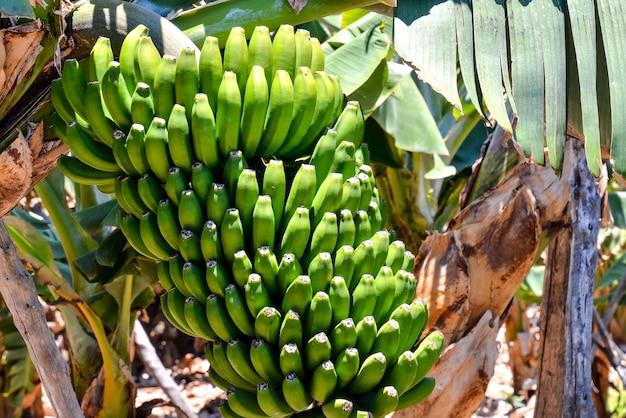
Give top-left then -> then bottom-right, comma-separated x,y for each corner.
535,138 -> 599,418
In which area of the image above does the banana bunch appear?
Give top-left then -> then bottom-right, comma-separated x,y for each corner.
50,25 -> 444,417
51,24 -> 345,192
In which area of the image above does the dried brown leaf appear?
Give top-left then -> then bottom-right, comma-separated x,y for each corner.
287,0 -> 307,14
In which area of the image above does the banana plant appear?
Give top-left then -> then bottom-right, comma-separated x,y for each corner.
3,168 -> 158,417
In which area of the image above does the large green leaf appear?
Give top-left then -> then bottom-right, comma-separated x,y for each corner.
393,0 -> 626,177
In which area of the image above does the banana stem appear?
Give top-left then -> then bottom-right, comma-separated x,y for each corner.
34,177 -> 98,295
115,274 -> 134,364
172,0 -> 387,47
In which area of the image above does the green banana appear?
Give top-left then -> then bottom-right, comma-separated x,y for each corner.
351,240 -> 375,292
164,166 -> 188,205
278,207 -> 311,260
278,309 -> 303,350
282,164 -> 316,227
390,270 -> 413,308
360,386 -> 399,418
328,276 -> 351,328
250,338 -> 283,387
395,377 -> 436,411
303,332 -> 332,372
181,261 -> 209,300
262,159 -> 286,228
248,26 -> 273,78
350,273 -> 377,323
240,65 -> 270,158
280,67 -> 317,155
385,240 -> 405,275
310,172 -> 344,228
281,275 -> 312,318
370,230 -> 390,275
210,340 -> 258,392
221,208 -> 246,266
226,339 -> 264,387
235,168 -> 259,235
371,266 -> 396,323
258,69 -> 295,156
321,398 -> 353,418
224,284 -> 256,337
216,71 -> 242,158
341,177 -> 361,216
310,37 -> 325,73
279,343 -> 305,379
183,296 -> 219,341
144,117 -> 172,182
387,304 -> 414,354
118,210 -> 157,259
307,252 -> 333,294
224,150 -> 249,196
333,245 -> 356,292
205,260 -> 230,298
61,59 -> 88,121
380,351 -> 419,396
306,212 -> 338,265
402,250 -> 416,273
371,319 -> 401,365
160,292 -> 186,332
178,189 -> 205,234
205,294 -> 242,342
329,318 -> 357,359
335,209 -> 356,251
333,101 -> 364,149
232,250 -> 254,289
131,81 -> 155,128
356,173 -> 373,213
175,46 -> 199,120
101,61 -> 133,130
119,24 -> 148,94
134,35 -> 161,88
125,124 -> 151,174
226,387 -> 268,418
354,316 -> 378,356
244,272 -> 272,318
161,289 -> 193,335
294,28 -> 312,69
169,253 -> 192,297
309,129 -> 338,187
277,253 -> 302,295
201,221 -> 224,264
329,75 -> 345,120
191,93 -> 220,170
198,36 -> 223,110
219,400 -> 246,418
412,330 -> 444,385
190,161 -> 215,204
116,176 -> 148,218
335,347 -> 360,390
309,360 -> 337,404
63,121 -> 119,172
112,132 -> 140,176
256,382 -> 295,417
282,372 -> 313,412
167,104 -> 194,173
271,25 -> 296,81
207,183 -> 230,227
51,78 -> 79,124
156,260 -> 175,291
139,211 -> 174,261
367,201 -> 383,234
153,54 -> 177,120
84,81 -> 120,147
223,26 -> 249,93
207,367 -> 231,393
137,173 -> 167,213
254,307 -> 281,346
403,300 -> 428,352
329,141 -> 357,181
252,195 -> 276,251
350,352 -> 387,395
254,247 -> 279,298
304,291 -> 333,340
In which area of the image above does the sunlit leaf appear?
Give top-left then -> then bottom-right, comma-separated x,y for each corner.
424,154 -> 456,180
4,215 -> 56,271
